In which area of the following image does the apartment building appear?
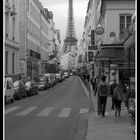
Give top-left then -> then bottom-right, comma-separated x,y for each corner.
95,0 -> 135,82
96,0 -> 135,45
18,0 -> 56,80
39,8 -> 50,74
5,0 -> 20,81
82,0 -> 135,83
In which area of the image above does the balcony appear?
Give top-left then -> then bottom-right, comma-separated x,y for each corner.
5,37 -> 19,50
10,4 -> 17,16
5,1 -> 11,15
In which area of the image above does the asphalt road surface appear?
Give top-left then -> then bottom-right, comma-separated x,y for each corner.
5,76 -> 92,140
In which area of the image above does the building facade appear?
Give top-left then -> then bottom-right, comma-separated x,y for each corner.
39,8 -> 51,74
82,0 -> 135,83
95,0 -> 135,82
18,0 -> 57,80
5,0 -> 20,81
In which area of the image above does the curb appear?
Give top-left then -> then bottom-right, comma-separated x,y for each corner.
79,77 -> 90,98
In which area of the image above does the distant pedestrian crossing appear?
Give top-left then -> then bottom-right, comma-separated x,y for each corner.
5,106 -> 89,118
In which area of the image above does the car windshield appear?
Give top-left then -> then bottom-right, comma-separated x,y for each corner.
14,81 -> 19,87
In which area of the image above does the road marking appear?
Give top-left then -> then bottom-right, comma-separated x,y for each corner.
79,108 -> 89,114
37,107 -> 54,117
16,106 -> 37,116
5,106 -> 20,114
58,108 -> 72,118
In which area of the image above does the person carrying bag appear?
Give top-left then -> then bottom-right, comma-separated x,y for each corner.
97,75 -> 108,117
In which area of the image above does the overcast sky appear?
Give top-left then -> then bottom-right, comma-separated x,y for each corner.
39,0 -> 88,46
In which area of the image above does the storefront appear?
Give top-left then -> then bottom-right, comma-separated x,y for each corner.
124,32 -> 135,98
95,44 -> 124,84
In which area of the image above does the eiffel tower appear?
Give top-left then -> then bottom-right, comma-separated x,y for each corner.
63,0 -> 78,53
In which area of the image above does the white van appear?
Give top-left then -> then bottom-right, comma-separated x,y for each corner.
4,77 -> 15,103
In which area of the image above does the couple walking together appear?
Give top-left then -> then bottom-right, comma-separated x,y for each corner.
93,75 -> 124,117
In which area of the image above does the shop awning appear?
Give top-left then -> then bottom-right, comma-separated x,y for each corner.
95,44 -> 124,62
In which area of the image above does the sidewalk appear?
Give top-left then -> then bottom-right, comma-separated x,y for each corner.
79,78 -> 135,140
87,86 -> 135,140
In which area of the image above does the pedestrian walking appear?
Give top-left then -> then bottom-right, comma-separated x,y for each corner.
97,75 -> 108,117
91,77 -> 97,95
109,79 -> 117,110
113,83 -> 124,117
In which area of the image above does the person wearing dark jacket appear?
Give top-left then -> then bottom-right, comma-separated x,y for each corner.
97,75 -> 109,117
110,79 -> 117,110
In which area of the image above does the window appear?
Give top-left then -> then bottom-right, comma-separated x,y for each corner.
5,51 -> 8,74
12,53 -> 15,74
110,32 -> 116,38
120,14 -> 132,40
12,17 -> 15,40
27,0 -> 29,11
5,14 -> 9,37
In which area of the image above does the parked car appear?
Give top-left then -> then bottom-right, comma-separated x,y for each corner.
62,75 -> 65,81
63,72 -> 69,78
25,81 -> 38,96
38,75 -> 49,90
13,80 -> 26,100
44,73 -> 52,88
56,73 -> 63,82
50,73 -> 57,86
4,77 -> 15,103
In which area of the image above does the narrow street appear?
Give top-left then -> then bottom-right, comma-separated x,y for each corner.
4,0 -> 136,139
5,76 -> 92,140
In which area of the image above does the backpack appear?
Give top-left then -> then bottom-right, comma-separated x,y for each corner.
99,84 -> 108,96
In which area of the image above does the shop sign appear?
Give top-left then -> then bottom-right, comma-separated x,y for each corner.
95,27 -> 104,35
